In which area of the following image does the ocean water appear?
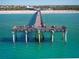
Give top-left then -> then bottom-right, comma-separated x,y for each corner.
0,13 -> 79,59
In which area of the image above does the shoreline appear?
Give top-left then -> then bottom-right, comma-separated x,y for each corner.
0,10 -> 79,14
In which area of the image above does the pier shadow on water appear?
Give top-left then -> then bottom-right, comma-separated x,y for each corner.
27,12 -> 38,42
28,11 -> 37,26
11,12 -> 37,42
0,32 -> 26,43
0,12 -> 51,43
0,12 -> 38,43
0,37 -> 12,43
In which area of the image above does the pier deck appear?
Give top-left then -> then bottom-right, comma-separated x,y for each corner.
12,10 -> 67,44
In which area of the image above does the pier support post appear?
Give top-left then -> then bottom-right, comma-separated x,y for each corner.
51,30 -> 54,43
38,29 -> 41,43
12,31 -> 15,44
25,30 -> 28,44
65,30 -> 67,42
63,30 -> 67,43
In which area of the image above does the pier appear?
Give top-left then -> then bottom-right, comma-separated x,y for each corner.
12,10 -> 67,44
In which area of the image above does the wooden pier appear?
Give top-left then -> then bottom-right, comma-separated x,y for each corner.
12,10 -> 67,44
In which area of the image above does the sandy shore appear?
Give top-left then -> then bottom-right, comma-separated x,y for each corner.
0,10 -> 79,14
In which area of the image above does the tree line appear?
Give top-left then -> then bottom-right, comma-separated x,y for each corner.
0,5 -> 79,10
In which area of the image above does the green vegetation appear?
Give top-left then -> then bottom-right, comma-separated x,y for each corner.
0,5 -> 79,10
33,5 -> 79,10
0,5 -> 34,10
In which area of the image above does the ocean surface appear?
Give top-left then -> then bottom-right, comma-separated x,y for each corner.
0,13 -> 79,59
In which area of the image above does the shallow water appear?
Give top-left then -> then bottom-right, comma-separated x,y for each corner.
0,13 -> 79,59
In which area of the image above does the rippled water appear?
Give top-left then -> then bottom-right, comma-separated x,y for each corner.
0,13 -> 79,59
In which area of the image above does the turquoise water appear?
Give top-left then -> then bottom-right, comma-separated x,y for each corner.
0,13 -> 79,59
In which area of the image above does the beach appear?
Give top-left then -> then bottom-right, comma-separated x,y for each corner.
0,10 -> 79,14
